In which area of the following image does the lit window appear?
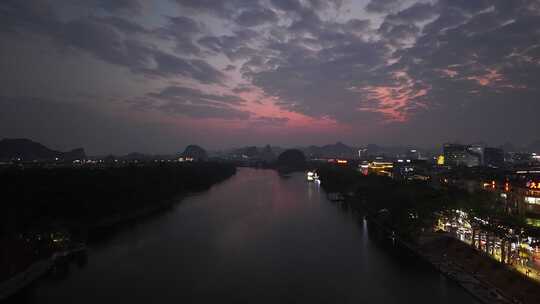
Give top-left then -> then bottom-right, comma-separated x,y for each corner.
525,196 -> 540,205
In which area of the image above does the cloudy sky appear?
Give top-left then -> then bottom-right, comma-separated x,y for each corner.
1,0 -> 540,154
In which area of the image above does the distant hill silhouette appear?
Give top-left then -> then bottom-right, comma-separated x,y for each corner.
277,149 -> 306,171
0,138 -> 85,161
181,145 -> 208,161
260,145 -> 276,162
304,142 -> 356,159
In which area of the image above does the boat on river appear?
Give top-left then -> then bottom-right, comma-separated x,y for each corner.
306,171 -> 320,184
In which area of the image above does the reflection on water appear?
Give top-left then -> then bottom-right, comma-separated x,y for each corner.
23,168 -> 477,303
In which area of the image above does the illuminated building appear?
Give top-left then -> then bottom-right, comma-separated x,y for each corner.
509,179 -> 540,229
178,157 -> 194,162
326,158 -> 349,165
442,144 -> 504,167
486,175 -> 540,223
393,159 -> 430,181
437,155 -> 445,165
367,162 -> 393,177
443,143 -> 468,167
443,143 -> 481,167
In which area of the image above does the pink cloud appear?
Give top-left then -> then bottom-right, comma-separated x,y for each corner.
465,68 -> 528,92
438,68 -> 459,78
231,85 -> 347,134
357,70 -> 428,122
467,68 -> 503,86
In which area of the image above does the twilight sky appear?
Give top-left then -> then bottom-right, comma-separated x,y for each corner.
2,0 -> 540,154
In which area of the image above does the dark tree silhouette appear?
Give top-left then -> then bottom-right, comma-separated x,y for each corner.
277,149 -> 306,172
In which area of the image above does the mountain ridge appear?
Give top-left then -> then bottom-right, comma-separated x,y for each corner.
0,138 -> 86,161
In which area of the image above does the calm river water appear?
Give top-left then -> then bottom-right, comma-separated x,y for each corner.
28,168 -> 478,303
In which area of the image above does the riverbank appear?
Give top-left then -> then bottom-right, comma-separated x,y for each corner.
416,234 -> 513,304
0,259 -> 52,301
419,234 -> 540,304
340,193 -> 539,304
0,162 -> 237,301
317,163 -> 540,303
0,243 -> 87,301
1,162 -> 237,233
0,193 -> 190,302
90,193 -> 186,230
362,213 -> 514,304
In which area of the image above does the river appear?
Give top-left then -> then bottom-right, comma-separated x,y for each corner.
26,168 -> 478,303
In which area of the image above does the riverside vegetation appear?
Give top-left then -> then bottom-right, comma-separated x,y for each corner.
315,164 -> 540,304
0,162 -> 236,282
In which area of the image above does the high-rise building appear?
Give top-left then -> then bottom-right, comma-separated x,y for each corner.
358,148 -> 368,160
484,147 -> 505,168
507,152 -> 532,165
443,143 -> 481,167
467,145 -> 484,165
406,149 -> 421,160
443,143 -> 467,166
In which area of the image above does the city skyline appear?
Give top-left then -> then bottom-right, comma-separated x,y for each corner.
2,0 -> 540,154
